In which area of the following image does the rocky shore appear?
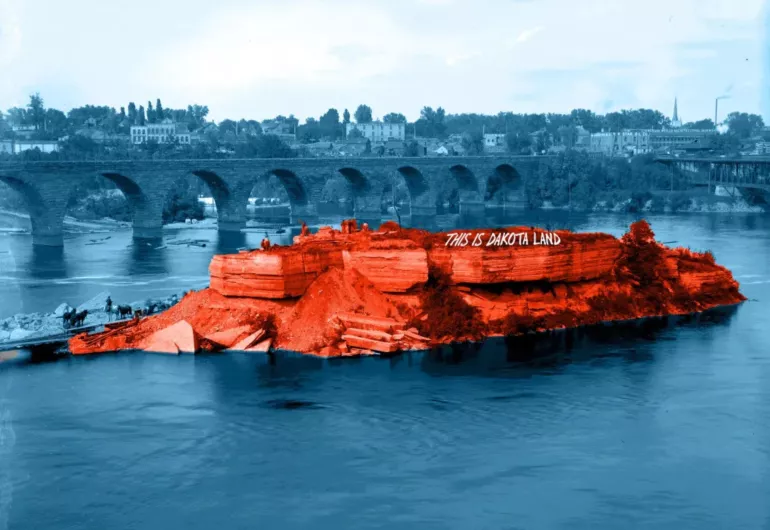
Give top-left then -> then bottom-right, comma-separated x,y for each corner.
0,291 -> 184,346
69,219 -> 745,357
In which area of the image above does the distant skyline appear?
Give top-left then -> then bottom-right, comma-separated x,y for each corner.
0,0 -> 766,123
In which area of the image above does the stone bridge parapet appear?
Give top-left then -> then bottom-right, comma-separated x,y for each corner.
0,156 -> 546,246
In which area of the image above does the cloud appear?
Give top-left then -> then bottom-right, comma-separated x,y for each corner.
0,0 -> 765,120
0,0 -> 22,67
514,26 -> 544,44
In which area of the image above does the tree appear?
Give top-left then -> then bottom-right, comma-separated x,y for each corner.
147,101 -> 155,123
347,127 -> 364,139
156,98 -> 164,120
119,107 -> 126,119
383,112 -> 407,124
461,131 -> 484,155
570,109 -> 602,133
218,119 -> 238,136
27,93 -> 45,130
138,105 -> 146,126
683,119 -> 715,130
128,102 -> 137,124
254,134 -> 296,158
354,104 -> 373,123
726,112 -> 764,139
44,108 -> 68,136
6,107 -> 26,126
186,105 -> 209,128
556,125 -> 578,148
298,117 -> 321,142
417,106 -> 447,138
343,108 -> 351,124
505,132 -> 532,154
404,140 -> 421,157
319,108 -> 341,139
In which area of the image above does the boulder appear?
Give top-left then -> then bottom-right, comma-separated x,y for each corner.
9,328 -> 34,342
77,291 -> 112,313
341,334 -> 398,353
142,320 -> 200,354
54,303 -> 73,318
204,325 -> 254,348
228,329 -> 266,351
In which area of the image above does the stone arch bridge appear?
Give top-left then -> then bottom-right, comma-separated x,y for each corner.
0,156 -> 543,246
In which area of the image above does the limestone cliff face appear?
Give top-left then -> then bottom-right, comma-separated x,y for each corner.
209,227 -> 625,297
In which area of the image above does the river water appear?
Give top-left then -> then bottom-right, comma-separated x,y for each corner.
1,212 -> 770,529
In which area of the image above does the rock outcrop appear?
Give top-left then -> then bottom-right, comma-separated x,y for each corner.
69,219 -> 746,358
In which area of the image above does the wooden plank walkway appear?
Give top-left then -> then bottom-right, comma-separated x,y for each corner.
0,318 -> 134,352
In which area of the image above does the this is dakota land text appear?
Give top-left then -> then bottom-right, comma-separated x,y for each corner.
445,231 -> 562,247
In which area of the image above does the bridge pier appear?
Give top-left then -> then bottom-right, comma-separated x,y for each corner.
30,190 -> 69,247
290,203 -> 318,225
352,192 -> 382,228
410,203 -> 437,229
459,200 -> 486,218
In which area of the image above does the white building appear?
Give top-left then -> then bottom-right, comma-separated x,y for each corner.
346,121 -> 405,143
483,133 -> 506,148
131,118 -> 191,145
13,140 -> 59,154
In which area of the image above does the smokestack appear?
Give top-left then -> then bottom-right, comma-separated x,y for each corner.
714,96 -> 731,126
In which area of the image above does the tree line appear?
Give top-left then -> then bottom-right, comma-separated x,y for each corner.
1,94 -> 767,161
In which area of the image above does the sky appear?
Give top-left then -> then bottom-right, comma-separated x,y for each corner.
0,0 -> 767,123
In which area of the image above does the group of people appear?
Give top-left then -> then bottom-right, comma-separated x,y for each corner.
60,295 -> 177,331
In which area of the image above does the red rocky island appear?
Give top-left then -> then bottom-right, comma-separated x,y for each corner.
69,219 -> 745,357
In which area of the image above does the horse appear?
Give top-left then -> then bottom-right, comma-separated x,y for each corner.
62,308 -> 75,328
105,297 -> 113,321
117,305 -> 133,319
70,309 -> 88,328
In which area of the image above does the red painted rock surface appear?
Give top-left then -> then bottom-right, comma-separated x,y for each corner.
69,220 -> 746,358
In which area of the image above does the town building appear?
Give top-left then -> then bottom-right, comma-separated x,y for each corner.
589,128 -> 715,156
10,125 -> 37,139
483,133 -> 506,149
648,129 -> 714,151
0,140 -> 13,154
261,119 -> 297,142
346,122 -> 406,143
131,118 -> 192,145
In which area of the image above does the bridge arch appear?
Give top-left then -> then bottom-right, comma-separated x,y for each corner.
266,169 -> 309,206
449,164 -> 480,194
485,164 -> 524,199
0,176 -> 63,245
98,172 -> 165,238
337,167 -> 372,194
239,168 -> 313,225
396,166 -> 431,199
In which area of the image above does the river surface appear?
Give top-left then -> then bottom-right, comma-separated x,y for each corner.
1,211 -> 770,529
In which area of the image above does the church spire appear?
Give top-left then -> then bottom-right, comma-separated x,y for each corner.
672,97 -> 681,128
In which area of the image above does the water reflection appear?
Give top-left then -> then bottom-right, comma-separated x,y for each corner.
25,245 -> 67,280
215,231 -> 247,255
418,307 -> 739,378
126,237 -> 168,277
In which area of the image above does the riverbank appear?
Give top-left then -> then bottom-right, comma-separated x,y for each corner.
0,290 -> 184,345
